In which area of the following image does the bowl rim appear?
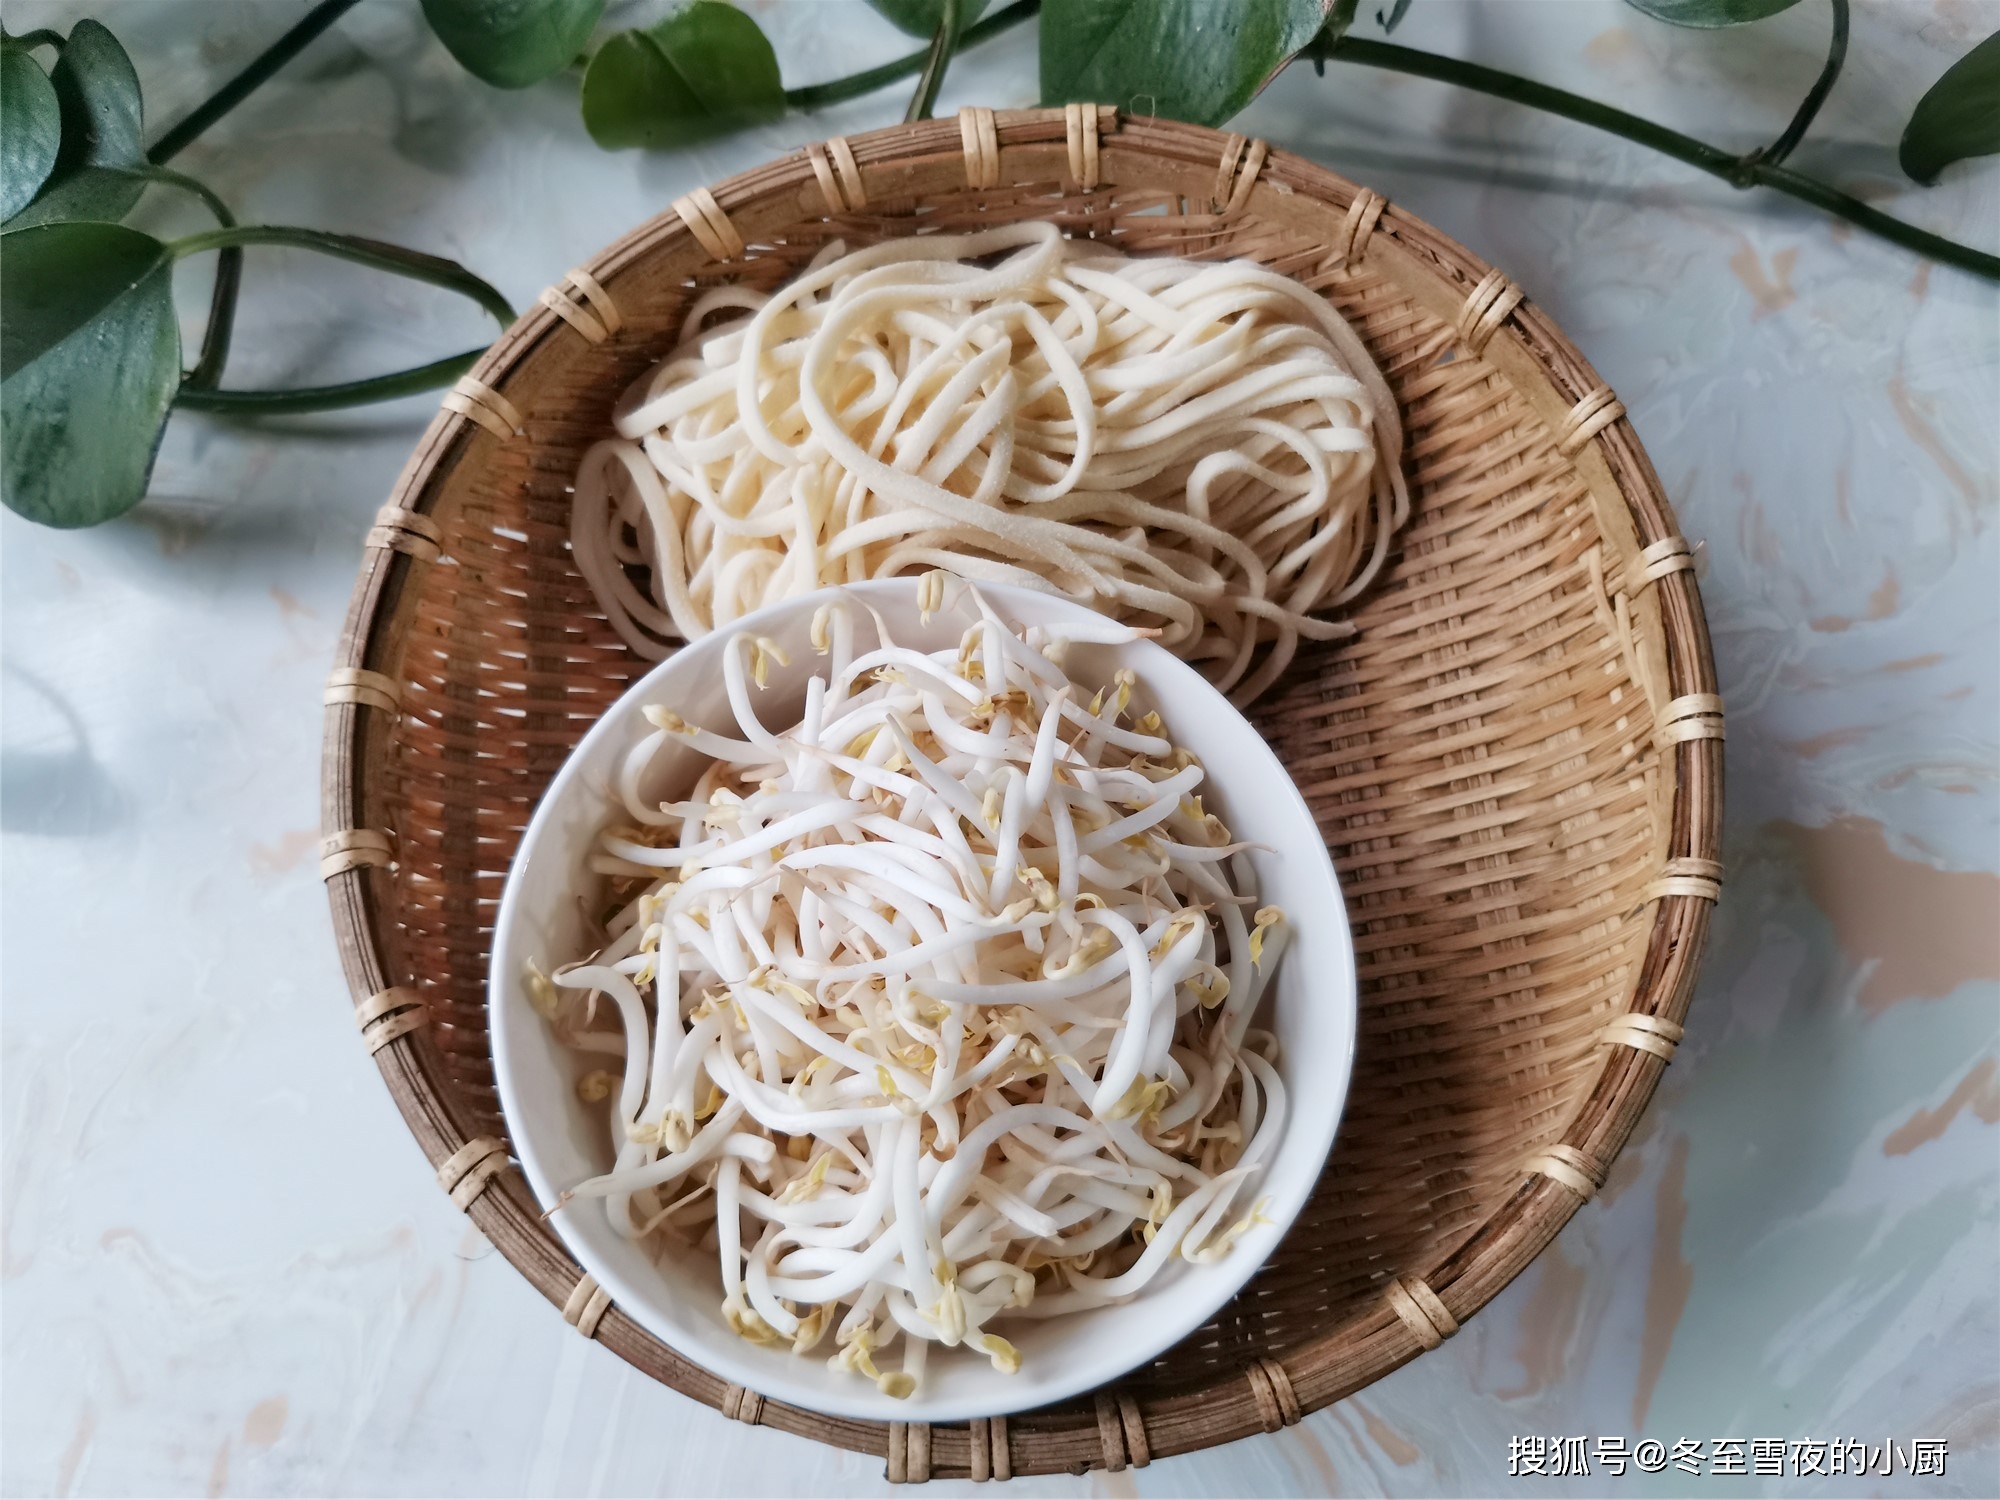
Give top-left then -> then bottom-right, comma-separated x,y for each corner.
487,577 -> 1358,1423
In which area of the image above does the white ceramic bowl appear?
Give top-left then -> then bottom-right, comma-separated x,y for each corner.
489,579 -> 1356,1423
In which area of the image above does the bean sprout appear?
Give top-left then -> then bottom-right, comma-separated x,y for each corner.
572,221 -> 1406,705
537,579 -> 1291,1394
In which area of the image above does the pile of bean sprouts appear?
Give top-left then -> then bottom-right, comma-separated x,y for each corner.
572,220 -> 1406,705
532,582 -> 1290,1395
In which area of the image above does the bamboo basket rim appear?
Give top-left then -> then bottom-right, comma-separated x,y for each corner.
322,106 -> 1721,1482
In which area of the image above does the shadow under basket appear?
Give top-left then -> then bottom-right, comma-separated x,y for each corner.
322,107 -> 1722,1482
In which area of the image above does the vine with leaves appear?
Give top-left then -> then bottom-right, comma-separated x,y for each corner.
1,0 -> 1994,530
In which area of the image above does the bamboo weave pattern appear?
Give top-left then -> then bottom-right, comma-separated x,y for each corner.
322,108 -> 1719,1480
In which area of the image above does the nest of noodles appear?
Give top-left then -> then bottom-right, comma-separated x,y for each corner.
324,108 -> 1721,1479
569,219 -> 1409,706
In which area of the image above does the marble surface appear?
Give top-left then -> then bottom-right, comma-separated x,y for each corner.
3,2 -> 1996,1495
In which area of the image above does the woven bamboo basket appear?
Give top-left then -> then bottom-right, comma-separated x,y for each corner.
322,106 -> 1721,1481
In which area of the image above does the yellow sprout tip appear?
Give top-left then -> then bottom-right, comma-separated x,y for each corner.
978,1335 -> 1022,1375
917,569 -> 947,621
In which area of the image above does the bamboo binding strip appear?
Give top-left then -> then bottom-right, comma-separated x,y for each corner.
1662,692 -> 1726,743
1243,1360 -> 1301,1433
1558,384 -> 1626,454
673,186 -> 744,261
562,1272 -> 612,1339
323,666 -> 400,714
806,136 -> 868,214
327,108 -> 1719,1479
1095,1391 -> 1152,1470
1064,102 -> 1101,189
1385,1275 -> 1459,1350
1632,534 -> 1697,585
540,268 -> 624,344
959,106 -> 1000,189
364,504 -> 443,562
439,375 -> 522,443
319,828 -> 391,879
355,986 -> 426,1054
1642,855 -> 1725,906
967,1417 -> 1011,1482
1322,187 -> 1386,271
1603,1012 -> 1686,1061
436,1136 -> 510,1209
1214,133 -> 1270,215
887,1421 -> 933,1484
1456,267 -> 1526,355
1527,1143 -> 1605,1200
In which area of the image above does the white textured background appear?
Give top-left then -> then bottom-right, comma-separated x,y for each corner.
2,2 -> 1996,1496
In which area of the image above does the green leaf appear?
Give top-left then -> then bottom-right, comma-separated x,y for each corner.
1,43 -> 61,222
11,19 -> 145,228
1039,0 -> 1336,128
1621,0 -> 1803,27
864,0 -> 990,39
0,221 -> 179,528
1900,33 -> 2000,185
421,0 -> 606,89
580,2 -> 784,151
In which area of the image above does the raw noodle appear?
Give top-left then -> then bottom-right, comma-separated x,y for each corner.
572,221 -> 1406,705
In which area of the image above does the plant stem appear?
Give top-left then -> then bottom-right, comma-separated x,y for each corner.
1318,35 -> 2000,283
165,225 -> 516,326
139,167 -> 240,388
187,248 -> 243,390
142,0 -> 368,390
148,0 -> 365,164
1754,0 -> 1847,172
140,165 -> 233,228
906,0 -> 965,123
174,348 -> 487,415
7,28 -> 65,50
788,0 -> 1038,113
